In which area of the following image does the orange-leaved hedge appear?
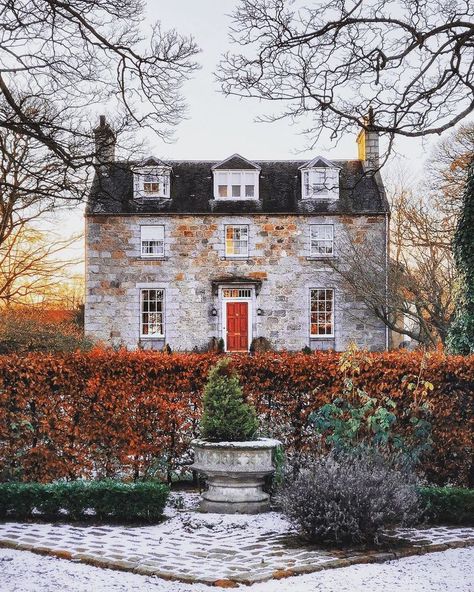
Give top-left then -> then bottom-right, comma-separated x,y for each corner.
0,350 -> 472,486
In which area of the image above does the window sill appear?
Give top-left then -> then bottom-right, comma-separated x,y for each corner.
306,256 -> 337,262
221,256 -> 250,261
300,196 -> 338,201
310,335 -> 335,340
138,256 -> 169,261
213,197 -> 259,202
140,335 -> 165,340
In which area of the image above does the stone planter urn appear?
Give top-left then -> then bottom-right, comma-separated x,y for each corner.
191,438 -> 281,514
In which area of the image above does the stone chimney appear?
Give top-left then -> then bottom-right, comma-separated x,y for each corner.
356,107 -> 379,170
93,115 -> 116,164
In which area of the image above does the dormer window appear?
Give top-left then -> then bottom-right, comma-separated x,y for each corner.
300,156 -> 340,200
211,154 -> 261,201
133,157 -> 171,199
214,171 -> 259,200
139,169 -> 169,198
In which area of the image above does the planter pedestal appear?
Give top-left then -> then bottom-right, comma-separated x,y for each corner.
191,438 -> 281,514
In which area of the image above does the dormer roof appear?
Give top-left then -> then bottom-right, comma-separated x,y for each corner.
298,156 -> 341,170
211,153 -> 261,171
134,156 -> 171,169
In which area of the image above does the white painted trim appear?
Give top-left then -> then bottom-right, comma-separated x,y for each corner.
221,288 -> 253,352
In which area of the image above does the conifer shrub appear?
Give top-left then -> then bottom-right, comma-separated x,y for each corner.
200,358 -> 258,442
279,448 -> 421,545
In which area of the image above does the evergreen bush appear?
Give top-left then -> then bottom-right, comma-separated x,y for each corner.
420,486 -> 474,525
447,159 -> 474,354
200,358 -> 258,442
0,480 -> 169,522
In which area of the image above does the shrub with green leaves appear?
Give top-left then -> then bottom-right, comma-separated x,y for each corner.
0,480 -> 169,522
309,345 -> 432,466
279,448 -> 421,545
420,487 -> 474,525
200,358 -> 258,442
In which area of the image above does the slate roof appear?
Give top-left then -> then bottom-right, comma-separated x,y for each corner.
87,159 -> 389,216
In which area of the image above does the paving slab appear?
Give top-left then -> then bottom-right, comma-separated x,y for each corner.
0,492 -> 472,586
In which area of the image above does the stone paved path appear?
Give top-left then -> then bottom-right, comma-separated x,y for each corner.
0,493 -> 473,586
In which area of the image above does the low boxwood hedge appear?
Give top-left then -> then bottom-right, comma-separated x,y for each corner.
0,480 -> 169,522
420,487 -> 474,525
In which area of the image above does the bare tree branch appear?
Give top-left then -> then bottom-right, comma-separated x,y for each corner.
0,0 -> 200,168
218,0 -> 474,154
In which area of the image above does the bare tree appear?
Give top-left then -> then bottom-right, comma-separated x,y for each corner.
332,187 -> 456,347
0,1 -> 199,167
0,224 -> 79,306
218,0 -> 474,154
0,98 -> 89,250
429,122 -> 474,220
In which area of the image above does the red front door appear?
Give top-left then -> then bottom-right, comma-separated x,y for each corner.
226,302 -> 249,352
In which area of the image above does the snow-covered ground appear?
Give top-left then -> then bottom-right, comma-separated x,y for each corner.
0,546 -> 472,591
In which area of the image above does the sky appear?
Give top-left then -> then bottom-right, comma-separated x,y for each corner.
56,0 -> 460,275
142,1 -> 434,170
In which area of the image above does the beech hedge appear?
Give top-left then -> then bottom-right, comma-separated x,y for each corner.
0,350 -> 472,485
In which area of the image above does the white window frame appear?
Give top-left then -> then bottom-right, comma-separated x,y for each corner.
225,224 -> 249,258
310,224 -> 334,257
140,288 -> 165,338
135,167 -> 170,199
213,170 -> 259,200
140,225 -> 165,258
302,168 -> 339,199
310,288 -> 335,338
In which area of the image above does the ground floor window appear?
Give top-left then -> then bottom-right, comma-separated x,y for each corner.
310,288 -> 334,336
140,289 -> 164,336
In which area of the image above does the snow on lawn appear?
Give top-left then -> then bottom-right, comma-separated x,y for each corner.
0,546 -> 472,592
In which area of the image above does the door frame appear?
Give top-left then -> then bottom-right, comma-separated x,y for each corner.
221,289 -> 253,352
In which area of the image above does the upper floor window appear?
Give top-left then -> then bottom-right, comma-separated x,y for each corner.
310,288 -> 334,337
225,225 -> 249,257
214,171 -> 259,200
300,156 -> 340,200
140,225 -> 164,257
310,224 -> 334,257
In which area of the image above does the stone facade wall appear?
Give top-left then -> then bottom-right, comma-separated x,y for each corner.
85,214 -> 388,351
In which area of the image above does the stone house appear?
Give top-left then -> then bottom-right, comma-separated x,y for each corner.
85,117 -> 390,352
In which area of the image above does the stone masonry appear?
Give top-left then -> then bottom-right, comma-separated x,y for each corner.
85,213 -> 388,351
